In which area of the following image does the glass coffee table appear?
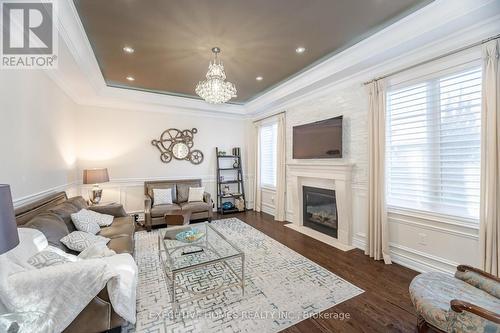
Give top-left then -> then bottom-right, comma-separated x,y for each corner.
158,222 -> 245,312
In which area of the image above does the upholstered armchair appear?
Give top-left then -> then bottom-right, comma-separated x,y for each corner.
409,265 -> 500,332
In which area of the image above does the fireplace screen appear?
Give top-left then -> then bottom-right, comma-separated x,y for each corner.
302,186 -> 338,238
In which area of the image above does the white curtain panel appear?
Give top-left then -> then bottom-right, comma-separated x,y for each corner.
480,39 -> 500,276
366,80 -> 392,264
274,113 -> 287,221
253,123 -> 262,212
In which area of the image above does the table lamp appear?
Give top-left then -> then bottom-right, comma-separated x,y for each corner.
83,168 -> 109,204
0,184 -> 19,255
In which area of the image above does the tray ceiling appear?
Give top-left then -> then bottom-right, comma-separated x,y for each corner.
74,0 -> 433,103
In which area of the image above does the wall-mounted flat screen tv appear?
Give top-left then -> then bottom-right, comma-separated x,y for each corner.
293,116 -> 343,159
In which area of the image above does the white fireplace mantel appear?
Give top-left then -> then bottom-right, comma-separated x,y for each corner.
286,162 -> 354,251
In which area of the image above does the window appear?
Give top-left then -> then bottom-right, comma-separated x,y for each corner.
260,122 -> 278,188
386,66 -> 482,220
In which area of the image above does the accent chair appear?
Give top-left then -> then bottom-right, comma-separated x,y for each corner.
409,265 -> 500,332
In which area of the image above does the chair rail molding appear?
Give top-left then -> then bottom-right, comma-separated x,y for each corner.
12,182 -> 79,208
78,175 -> 254,214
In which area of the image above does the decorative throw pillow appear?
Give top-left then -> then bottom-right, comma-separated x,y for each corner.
71,209 -> 101,234
45,245 -> 80,262
27,251 -> 69,269
153,188 -> 173,206
85,209 -> 114,227
188,187 -> 205,202
2,228 -> 49,274
176,183 -> 190,203
60,231 -> 110,253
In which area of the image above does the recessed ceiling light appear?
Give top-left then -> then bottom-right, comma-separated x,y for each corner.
126,76 -> 135,81
295,47 -> 306,54
256,76 -> 263,81
123,46 -> 135,54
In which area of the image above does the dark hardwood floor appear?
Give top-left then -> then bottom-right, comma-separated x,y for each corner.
213,210 -> 420,333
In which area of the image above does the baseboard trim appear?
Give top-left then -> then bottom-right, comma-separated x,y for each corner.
261,202 -> 275,217
352,233 -> 366,251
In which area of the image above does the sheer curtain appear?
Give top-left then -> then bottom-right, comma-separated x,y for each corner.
274,113 -> 286,221
480,39 -> 500,276
366,79 -> 392,264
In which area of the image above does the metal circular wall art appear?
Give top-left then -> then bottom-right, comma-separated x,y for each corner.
151,128 -> 204,165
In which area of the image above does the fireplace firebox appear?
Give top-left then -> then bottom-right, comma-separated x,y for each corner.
302,186 -> 338,238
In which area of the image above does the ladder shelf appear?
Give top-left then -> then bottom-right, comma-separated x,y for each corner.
216,147 -> 247,215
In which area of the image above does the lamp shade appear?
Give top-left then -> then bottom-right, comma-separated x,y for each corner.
0,184 -> 19,255
83,168 -> 110,184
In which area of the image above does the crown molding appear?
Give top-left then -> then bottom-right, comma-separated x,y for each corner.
51,0 -> 246,118
245,0 -> 500,117
48,0 -> 499,119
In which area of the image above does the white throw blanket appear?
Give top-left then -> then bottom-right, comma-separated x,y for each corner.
102,253 -> 138,325
0,251 -> 137,332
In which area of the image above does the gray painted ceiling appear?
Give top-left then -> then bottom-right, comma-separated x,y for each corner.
74,0 -> 433,103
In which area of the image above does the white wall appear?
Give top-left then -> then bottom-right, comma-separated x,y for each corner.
2,0 -> 489,276
256,84 -> 369,240
284,84 -> 369,245
256,81 -> 479,274
0,70 -> 78,205
0,67 -> 479,274
75,105 -> 252,212
0,65 -> 253,212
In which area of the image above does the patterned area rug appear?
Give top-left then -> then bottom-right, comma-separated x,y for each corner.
123,218 -> 363,333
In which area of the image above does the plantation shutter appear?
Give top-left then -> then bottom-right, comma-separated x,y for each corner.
386,66 -> 482,220
260,123 -> 278,188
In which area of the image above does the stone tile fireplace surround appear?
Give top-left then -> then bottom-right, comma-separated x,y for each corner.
286,163 -> 354,251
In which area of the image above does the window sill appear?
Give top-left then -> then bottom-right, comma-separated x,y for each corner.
387,205 -> 480,231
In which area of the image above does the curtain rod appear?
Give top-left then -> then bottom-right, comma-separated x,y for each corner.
253,111 -> 286,123
363,34 -> 500,86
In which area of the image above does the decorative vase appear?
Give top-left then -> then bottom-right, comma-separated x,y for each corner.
222,202 -> 234,210
235,197 -> 245,211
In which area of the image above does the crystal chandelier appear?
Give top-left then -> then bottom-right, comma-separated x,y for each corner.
195,47 -> 237,104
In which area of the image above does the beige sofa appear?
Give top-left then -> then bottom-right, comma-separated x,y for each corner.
144,179 -> 213,231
